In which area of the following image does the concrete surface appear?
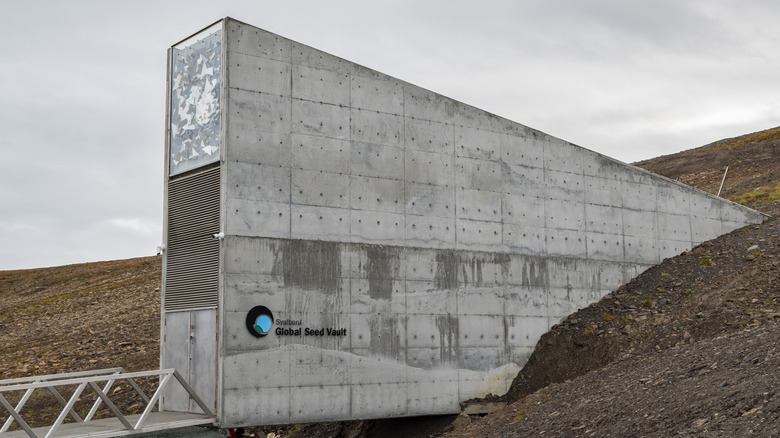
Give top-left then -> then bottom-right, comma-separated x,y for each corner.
161,17 -> 767,427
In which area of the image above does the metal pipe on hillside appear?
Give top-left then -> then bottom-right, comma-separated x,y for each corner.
718,166 -> 729,197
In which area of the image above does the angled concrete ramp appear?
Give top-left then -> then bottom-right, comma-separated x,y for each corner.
161,17 -> 766,427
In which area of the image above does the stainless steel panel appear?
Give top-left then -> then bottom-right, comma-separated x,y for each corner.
170,22 -> 223,176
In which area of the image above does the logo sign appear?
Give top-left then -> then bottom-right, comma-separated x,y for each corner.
246,306 -> 274,338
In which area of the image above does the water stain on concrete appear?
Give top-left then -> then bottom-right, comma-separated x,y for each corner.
365,246 -> 399,300
436,314 -> 460,364
464,254 -> 512,286
463,257 -> 484,287
369,314 -> 401,358
281,240 -> 341,293
435,250 -> 460,290
521,258 -> 549,289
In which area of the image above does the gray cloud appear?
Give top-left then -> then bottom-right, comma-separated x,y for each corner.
0,0 -> 778,269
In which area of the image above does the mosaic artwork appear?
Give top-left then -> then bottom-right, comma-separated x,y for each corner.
169,23 -> 222,176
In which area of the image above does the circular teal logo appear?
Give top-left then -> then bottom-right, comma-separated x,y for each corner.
254,314 -> 273,335
246,306 -> 274,338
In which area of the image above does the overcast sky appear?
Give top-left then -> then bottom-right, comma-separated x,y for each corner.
1,0 -> 778,270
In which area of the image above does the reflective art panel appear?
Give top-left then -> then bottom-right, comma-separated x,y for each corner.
169,22 -> 222,176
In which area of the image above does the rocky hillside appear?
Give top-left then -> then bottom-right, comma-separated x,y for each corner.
1,126 -> 778,435
635,126 -> 780,216
0,257 -> 161,426
0,257 -> 160,379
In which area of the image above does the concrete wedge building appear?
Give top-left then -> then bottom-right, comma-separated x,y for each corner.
160,17 -> 766,427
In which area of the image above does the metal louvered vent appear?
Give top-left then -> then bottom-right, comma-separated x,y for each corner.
164,165 -> 220,312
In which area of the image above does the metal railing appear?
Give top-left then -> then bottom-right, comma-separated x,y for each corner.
0,368 -> 214,438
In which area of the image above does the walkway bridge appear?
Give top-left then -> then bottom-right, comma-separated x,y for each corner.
0,368 -> 214,438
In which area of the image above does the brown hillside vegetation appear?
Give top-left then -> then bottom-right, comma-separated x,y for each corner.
1,126 -> 779,436
0,257 -> 160,379
0,257 -> 161,427
635,126 -> 780,216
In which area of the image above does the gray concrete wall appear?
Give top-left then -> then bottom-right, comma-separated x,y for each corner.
219,238 -> 645,425
165,17 -> 766,427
